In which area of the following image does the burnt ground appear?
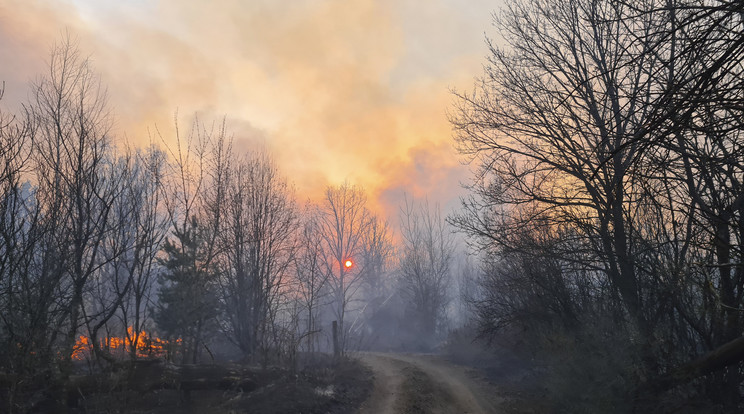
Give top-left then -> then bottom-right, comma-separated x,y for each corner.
5,357 -> 372,414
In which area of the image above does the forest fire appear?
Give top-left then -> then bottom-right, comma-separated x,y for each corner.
72,327 -> 178,360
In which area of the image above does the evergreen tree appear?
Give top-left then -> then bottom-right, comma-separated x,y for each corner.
155,217 -> 218,363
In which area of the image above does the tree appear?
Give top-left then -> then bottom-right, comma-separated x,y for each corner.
294,206 -> 330,354
154,116 -> 220,364
451,0 -> 667,335
155,217 -> 219,364
360,216 -> 395,304
452,0 -> 744,408
0,80 -> 51,384
353,215 -> 395,345
117,146 -> 168,360
638,0 -> 744,399
81,154 -> 137,366
316,183 -> 372,354
398,197 -> 453,349
29,34 -> 120,376
216,150 -> 298,362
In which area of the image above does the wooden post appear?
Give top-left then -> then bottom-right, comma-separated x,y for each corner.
332,320 -> 340,358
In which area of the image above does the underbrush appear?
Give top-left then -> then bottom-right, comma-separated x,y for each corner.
442,324 -> 639,414
1,355 -> 373,414
443,324 -> 744,414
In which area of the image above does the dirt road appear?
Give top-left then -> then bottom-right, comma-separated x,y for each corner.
355,352 -> 501,414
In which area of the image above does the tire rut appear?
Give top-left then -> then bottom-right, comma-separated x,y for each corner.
356,352 -> 498,414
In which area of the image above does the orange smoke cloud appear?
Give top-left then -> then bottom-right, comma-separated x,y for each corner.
0,0 -> 498,218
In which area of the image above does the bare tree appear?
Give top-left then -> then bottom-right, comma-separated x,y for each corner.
0,80 -> 51,389
636,0 -> 744,398
155,116 -> 221,364
294,206 -> 330,354
158,115 -> 210,243
29,34 -> 119,376
360,216 -> 395,303
316,183 -> 371,354
215,149 -> 299,363
118,146 -> 168,360
350,216 -> 395,344
452,0 -> 744,408
398,197 -> 454,349
452,0 -> 667,333
80,154 -> 136,366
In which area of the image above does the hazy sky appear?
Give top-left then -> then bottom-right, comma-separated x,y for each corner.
0,0 -> 501,217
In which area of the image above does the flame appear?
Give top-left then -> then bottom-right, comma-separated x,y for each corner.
72,327 -> 181,361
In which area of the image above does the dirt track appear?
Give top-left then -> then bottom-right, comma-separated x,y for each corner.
355,353 -> 501,414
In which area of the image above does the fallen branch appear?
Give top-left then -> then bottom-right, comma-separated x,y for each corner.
641,334 -> 744,396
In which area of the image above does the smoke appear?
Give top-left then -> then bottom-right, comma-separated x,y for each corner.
0,0 -> 497,217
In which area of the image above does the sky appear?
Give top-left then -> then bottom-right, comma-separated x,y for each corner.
0,0 -> 501,219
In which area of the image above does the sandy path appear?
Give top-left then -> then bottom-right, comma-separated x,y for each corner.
356,352 -> 500,414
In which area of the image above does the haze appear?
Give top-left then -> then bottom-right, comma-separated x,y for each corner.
4,1 -> 740,412
0,0 -> 499,215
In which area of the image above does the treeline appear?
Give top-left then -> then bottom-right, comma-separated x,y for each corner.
0,36 -> 460,411
452,0 -> 744,411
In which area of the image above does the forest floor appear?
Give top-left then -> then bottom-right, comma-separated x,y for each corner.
47,356 -> 373,414
355,352 -> 504,414
7,352 -> 542,413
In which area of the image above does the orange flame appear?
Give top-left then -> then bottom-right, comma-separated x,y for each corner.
72,327 -> 181,360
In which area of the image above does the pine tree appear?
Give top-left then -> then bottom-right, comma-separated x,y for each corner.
155,217 -> 218,363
